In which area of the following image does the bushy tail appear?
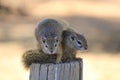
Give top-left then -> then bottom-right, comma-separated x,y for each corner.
22,49 -> 44,69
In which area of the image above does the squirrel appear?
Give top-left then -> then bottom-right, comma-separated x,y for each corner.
22,28 -> 88,69
22,49 -> 56,69
61,28 -> 88,62
35,18 -> 63,63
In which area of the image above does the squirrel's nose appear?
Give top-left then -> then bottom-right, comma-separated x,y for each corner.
85,47 -> 87,50
85,46 -> 88,50
51,51 -> 53,53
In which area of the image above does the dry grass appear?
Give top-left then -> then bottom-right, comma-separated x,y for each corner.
0,43 -> 28,80
1,0 -> 120,18
77,52 -> 120,80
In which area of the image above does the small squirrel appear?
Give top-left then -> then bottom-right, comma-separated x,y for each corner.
35,18 -> 63,63
22,29 -> 88,69
61,29 -> 88,62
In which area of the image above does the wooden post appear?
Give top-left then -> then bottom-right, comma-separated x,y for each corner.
30,58 -> 83,80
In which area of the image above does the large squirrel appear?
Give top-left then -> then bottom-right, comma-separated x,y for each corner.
22,28 -> 88,69
35,18 -> 63,63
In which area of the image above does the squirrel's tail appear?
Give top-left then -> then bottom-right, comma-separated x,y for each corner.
22,49 -> 43,69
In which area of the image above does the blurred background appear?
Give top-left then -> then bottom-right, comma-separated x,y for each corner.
0,0 -> 120,80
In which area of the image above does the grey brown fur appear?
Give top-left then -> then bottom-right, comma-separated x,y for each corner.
35,18 -> 64,63
22,18 -> 87,68
62,29 -> 87,62
22,28 -> 87,69
22,49 -> 56,69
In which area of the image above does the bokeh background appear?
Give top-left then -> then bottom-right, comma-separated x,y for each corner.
0,0 -> 120,80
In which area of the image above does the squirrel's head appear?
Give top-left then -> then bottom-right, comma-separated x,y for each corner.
40,36 -> 60,54
63,31 -> 88,51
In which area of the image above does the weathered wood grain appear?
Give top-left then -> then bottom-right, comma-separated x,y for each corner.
30,64 -> 40,80
48,64 -> 55,80
39,64 -> 48,80
63,63 -> 70,80
30,58 -> 83,80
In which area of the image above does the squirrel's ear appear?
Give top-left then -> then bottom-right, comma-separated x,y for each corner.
69,34 -> 76,41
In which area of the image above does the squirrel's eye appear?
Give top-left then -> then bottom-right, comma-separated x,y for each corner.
54,44 -> 57,47
56,39 -> 58,42
42,40 -> 45,43
71,36 -> 75,41
77,41 -> 81,45
45,45 -> 48,48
